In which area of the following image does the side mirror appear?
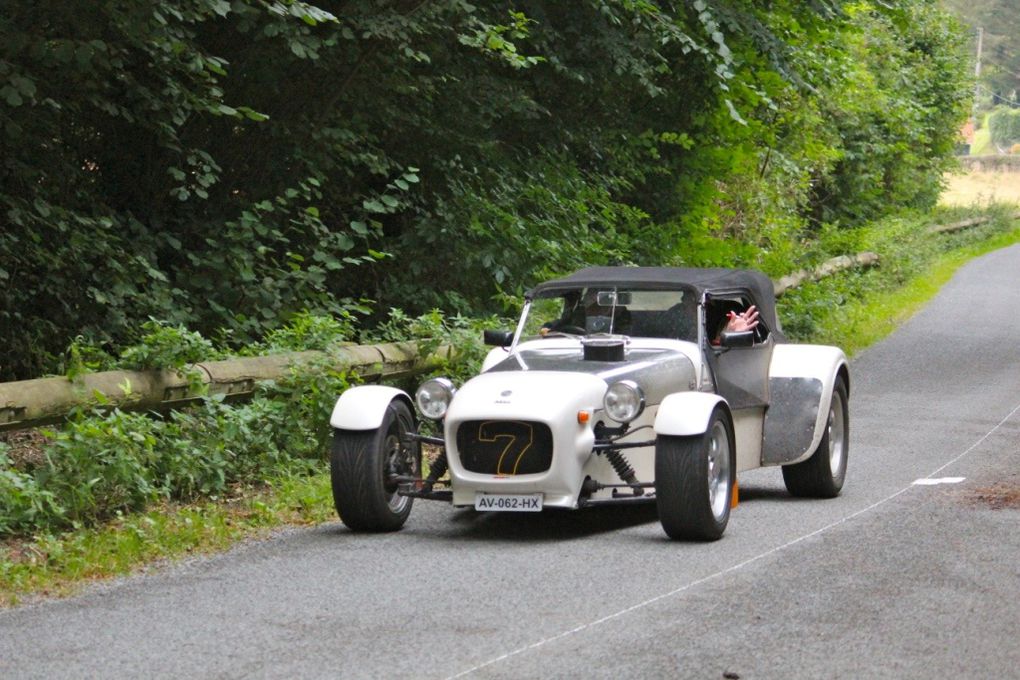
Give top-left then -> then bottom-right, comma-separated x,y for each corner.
484,329 -> 514,347
719,330 -> 754,348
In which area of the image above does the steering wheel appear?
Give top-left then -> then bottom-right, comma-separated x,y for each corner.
544,325 -> 587,337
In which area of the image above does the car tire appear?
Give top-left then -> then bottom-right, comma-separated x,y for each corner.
655,406 -> 735,541
782,376 -> 849,498
330,399 -> 420,532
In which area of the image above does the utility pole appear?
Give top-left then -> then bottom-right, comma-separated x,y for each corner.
971,26 -> 983,154
975,26 -> 984,80
974,26 -> 984,106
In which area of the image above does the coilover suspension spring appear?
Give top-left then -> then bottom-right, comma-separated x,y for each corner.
605,449 -> 643,496
422,451 -> 448,493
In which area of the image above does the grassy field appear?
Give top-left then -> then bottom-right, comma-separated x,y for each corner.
941,168 -> 1020,207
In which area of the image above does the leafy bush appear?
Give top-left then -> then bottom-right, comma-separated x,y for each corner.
0,385 -> 344,537
370,308 -> 504,384
117,320 -> 219,371
0,310 -> 486,537
777,206 -> 1020,341
989,107 -> 1020,150
260,310 -> 359,352
0,449 -> 63,536
36,411 -> 162,525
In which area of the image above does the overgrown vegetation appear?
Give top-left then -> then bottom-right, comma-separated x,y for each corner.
0,378 -> 342,538
0,0 -> 971,380
0,474 -> 334,606
987,107 -> 1020,151
777,204 -> 1020,343
0,305 -> 501,603
0,308 -> 500,539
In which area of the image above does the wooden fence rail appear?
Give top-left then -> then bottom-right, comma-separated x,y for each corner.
928,210 -> 1020,235
4,208 -> 1017,433
773,252 -> 880,296
0,342 -> 450,433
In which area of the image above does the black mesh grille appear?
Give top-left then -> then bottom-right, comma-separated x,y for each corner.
456,420 -> 554,475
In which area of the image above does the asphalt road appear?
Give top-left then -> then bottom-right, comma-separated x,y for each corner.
3,245 -> 1020,679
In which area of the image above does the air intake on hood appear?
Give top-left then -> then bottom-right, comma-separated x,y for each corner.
582,337 -> 625,362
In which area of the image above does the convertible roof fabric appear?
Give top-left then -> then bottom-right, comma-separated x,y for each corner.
529,266 -> 782,336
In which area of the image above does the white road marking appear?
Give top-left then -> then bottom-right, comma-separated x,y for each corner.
913,477 -> 966,485
446,399 -> 1020,680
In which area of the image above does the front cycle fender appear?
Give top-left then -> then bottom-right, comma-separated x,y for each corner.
330,385 -> 414,431
654,392 -> 729,437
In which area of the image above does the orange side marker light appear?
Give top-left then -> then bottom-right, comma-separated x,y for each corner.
577,410 -> 590,425
731,478 -> 739,509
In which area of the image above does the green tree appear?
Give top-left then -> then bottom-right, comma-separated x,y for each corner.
807,1 -> 972,223
0,0 -> 971,380
941,0 -> 1020,105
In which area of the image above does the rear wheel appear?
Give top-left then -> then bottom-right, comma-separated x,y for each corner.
330,400 -> 420,532
782,376 -> 848,498
655,407 -> 735,541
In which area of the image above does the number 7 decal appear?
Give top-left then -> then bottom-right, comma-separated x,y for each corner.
478,421 -> 535,476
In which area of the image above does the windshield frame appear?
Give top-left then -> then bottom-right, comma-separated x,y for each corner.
509,285 -> 706,353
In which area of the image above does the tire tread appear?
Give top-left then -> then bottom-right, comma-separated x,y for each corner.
655,408 -> 733,541
330,402 -> 416,532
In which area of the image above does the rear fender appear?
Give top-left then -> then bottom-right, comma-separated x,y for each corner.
654,392 -> 728,436
330,385 -> 413,431
763,344 -> 848,465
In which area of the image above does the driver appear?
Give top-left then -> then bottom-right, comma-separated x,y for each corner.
541,290 -> 631,335
711,305 -> 759,345
540,291 -> 583,335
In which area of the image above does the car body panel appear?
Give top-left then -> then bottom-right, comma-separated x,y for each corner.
708,335 -> 774,410
486,337 -> 700,403
653,392 -> 727,436
763,344 -> 849,465
733,408 -> 767,472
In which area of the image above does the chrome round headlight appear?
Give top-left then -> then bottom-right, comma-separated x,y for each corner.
415,378 -> 456,420
603,380 -> 645,423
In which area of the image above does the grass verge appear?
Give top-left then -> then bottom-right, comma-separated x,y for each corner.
0,473 -> 333,607
804,224 -> 1020,356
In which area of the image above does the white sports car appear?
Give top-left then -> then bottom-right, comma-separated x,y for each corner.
328,267 -> 849,540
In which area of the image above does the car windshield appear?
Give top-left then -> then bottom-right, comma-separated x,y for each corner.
529,287 -> 698,341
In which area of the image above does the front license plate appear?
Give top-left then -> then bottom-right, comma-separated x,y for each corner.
474,492 -> 543,512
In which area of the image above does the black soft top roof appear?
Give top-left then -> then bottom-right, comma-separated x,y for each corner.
529,266 -> 781,334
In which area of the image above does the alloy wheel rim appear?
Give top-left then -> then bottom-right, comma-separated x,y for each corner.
827,391 -> 846,475
707,420 -> 732,521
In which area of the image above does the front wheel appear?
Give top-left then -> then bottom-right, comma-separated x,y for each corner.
655,407 -> 735,541
330,400 -> 420,532
782,376 -> 849,498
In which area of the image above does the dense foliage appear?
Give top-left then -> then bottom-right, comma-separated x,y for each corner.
0,305 -> 493,535
1,0 -> 971,380
988,106 -> 1020,150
